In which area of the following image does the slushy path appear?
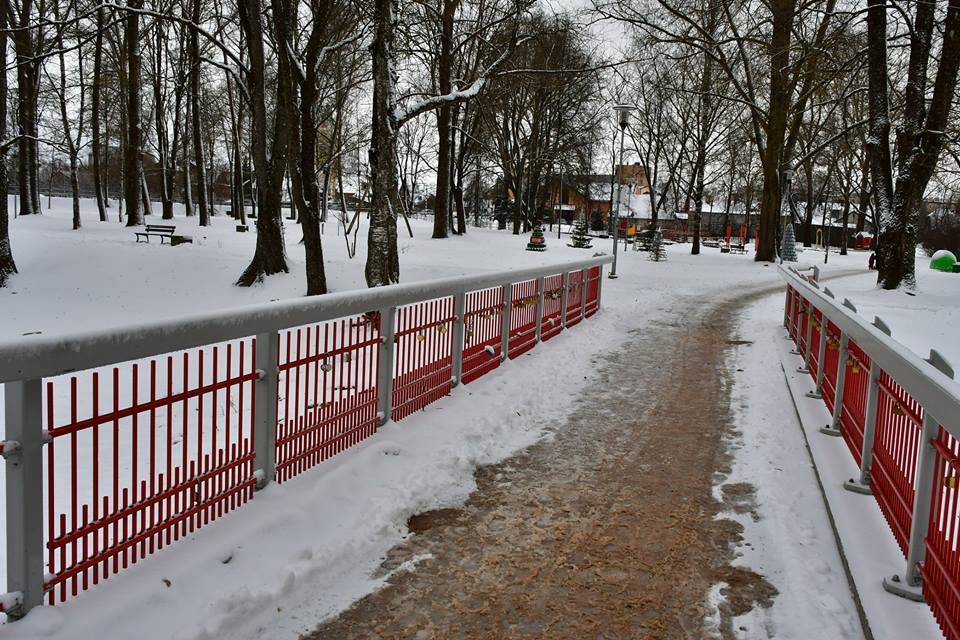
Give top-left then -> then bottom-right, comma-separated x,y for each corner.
305,287 -> 787,640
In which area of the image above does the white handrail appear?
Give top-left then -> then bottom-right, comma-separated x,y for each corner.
0,256 -> 613,384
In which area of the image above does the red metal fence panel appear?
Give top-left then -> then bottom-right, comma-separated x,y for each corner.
584,266 -> 601,317
821,320 -> 841,412
841,340 -> 871,465
507,279 -> 539,359
924,427 -> 960,640
540,275 -> 564,342
43,341 -> 258,603
275,317 -> 381,483
871,371 -> 922,554
392,297 -> 456,420
461,286 -> 505,384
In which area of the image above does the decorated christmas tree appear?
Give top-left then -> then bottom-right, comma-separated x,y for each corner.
568,215 -> 592,248
526,225 -> 547,251
649,227 -> 667,261
781,220 -> 798,262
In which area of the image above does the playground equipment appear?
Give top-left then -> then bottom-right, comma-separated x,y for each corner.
721,224 -> 748,254
930,250 -> 958,273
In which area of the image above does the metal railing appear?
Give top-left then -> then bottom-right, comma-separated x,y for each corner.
0,255 -> 612,620
780,265 -> 960,640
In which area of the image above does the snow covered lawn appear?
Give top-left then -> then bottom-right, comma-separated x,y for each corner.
797,246 -> 960,368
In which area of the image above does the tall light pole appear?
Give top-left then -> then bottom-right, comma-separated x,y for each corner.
609,104 -> 634,279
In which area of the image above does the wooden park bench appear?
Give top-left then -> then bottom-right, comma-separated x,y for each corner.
730,241 -> 747,254
134,224 -> 192,246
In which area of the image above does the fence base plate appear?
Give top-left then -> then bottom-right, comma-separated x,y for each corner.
805,390 -> 822,399
843,479 -> 873,495
882,575 -> 925,602
819,426 -> 841,437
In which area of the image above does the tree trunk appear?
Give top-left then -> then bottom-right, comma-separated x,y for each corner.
191,0 -> 210,227
124,0 -> 145,227
92,7 -> 108,222
431,0 -> 458,239
0,5 -> 17,286
235,0 -> 289,286
755,0 -> 793,261
366,0 -> 401,287
15,60 -> 39,216
867,0 -> 897,287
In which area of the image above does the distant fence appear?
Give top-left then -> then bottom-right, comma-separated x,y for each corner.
781,265 -> 960,640
0,256 -> 612,619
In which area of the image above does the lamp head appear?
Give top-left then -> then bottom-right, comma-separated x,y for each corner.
614,104 -> 635,130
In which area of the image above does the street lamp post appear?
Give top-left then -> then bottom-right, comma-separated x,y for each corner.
609,104 -> 634,279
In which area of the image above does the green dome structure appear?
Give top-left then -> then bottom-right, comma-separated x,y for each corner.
930,250 -> 958,273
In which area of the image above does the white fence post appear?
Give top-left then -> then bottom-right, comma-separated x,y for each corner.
844,317 -> 891,494
254,331 -> 279,489
799,300 -> 815,372
500,283 -> 512,361
4,379 -> 46,619
884,350 -> 955,601
559,272 -> 570,329
807,311 -> 829,399
596,266 -> 605,308
820,332 -> 848,437
377,307 -> 397,424
451,291 -> 466,387
534,277 -> 545,343
579,268 -> 588,321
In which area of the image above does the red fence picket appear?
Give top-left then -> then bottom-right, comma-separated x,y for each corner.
461,286 -> 505,384
275,317 -> 381,483
43,341 -> 258,603
391,297 -> 456,421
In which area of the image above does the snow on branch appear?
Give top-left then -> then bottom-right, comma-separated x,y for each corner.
393,32 -> 534,126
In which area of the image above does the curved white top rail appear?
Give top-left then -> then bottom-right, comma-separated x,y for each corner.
780,265 -> 960,435
0,256 -> 613,384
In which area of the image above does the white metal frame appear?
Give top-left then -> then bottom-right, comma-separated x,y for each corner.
780,265 -> 960,602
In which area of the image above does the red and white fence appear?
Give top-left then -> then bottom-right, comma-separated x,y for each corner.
782,265 -> 960,640
0,256 -> 612,619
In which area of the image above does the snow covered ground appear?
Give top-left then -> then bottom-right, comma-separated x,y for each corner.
720,294 -> 865,639
0,198 -> 923,639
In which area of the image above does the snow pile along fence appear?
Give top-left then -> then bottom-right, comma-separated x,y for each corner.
781,265 -> 960,640
0,256 -> 612,621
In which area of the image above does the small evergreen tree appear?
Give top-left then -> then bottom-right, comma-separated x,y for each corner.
781,220 -> 798,262
649,227 -> 667,261
568,214 -> 592,248
526,225 -> 547,251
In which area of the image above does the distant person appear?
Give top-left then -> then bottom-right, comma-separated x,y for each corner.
868,252 -> 876,270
